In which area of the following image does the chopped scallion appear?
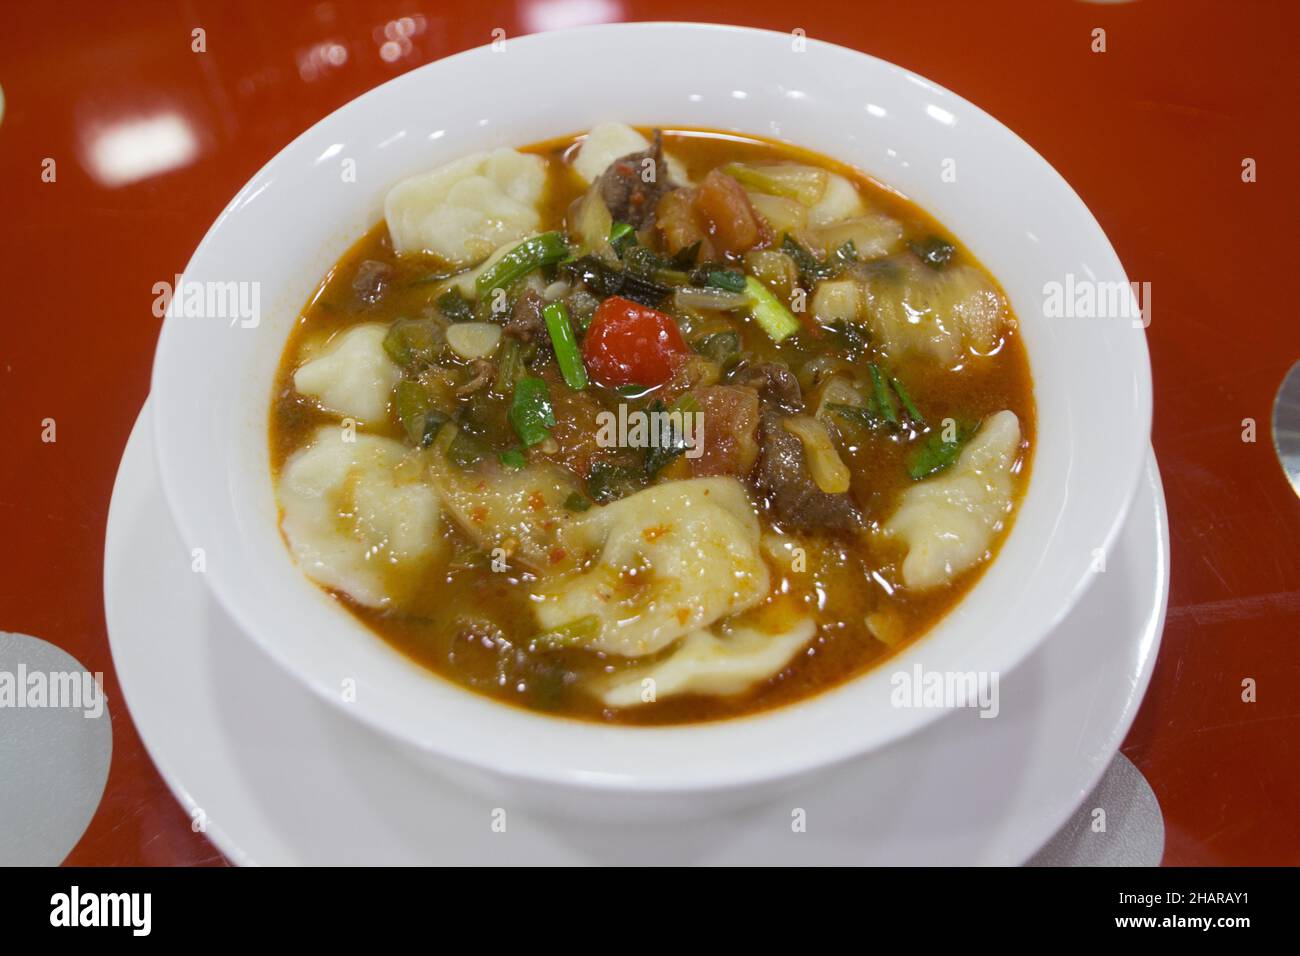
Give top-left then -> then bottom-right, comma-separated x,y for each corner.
744,276 -> 800,342
542,301 -> 588,390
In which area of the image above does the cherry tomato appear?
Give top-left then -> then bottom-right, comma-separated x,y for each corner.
581,296 -> 689,388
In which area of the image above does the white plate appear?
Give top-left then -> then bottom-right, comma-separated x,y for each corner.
106,401 -> 1169,865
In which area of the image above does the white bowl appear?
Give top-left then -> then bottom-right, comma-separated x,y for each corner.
151,22 -> 1151,818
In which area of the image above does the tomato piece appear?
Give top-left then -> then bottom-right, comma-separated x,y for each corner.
581,296 -> 689,388
693,169 -> 765,256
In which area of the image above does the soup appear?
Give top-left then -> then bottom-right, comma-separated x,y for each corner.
269,124 -> 1035,725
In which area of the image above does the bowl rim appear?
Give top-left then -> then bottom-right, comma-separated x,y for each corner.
151,20 -> 1152,794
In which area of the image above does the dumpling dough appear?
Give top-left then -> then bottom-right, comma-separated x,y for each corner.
533,478 -> 770,657
384,148 -> 547,265
293,323 -> 400,424
863,259 -> 1010,366
571,122 -> 688,185
428,426 -> 579,571
279,428 -> 442,607
597,618 -> 816,707
883,410 -> 1021,590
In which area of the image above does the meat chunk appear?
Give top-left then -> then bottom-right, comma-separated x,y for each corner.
751,413 -> 866,535
730,360 -> 803,414
504,289 -> 546,345
455,359 -> 495,397
597,130 -> 671,229
688,386 -> 760,478
352,259 -> 393,307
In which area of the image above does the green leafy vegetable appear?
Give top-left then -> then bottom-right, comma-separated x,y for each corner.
643,394 -> 700,477
508,376 -> 556,447
889,376 -> 925,426
907,423 -> 976,479
781,234 -> 857,288
435,288 -> 474,323
828,402 -> 881,431
744,276 -> 800,342
475,232 -> 569,303
868,363 -> 898,426
911,235 -> 956,269
498,448 -> 526,470
495,336 -> 521,393
608,221 -> 635,249
698,268 -> 747,293
542,301 -> 588,390
826,319 -> 870,357
586,460 -> 645,503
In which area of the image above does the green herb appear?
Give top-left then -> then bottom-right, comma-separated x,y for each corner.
563,491 -> 592,512
498,448 -> 527,470
700,269 -> 747,293
907,423 -> 976,479
868,363 -> 898,426
586,460 -> 645,503
382,318 -> 440,368
475,232 -> 569,303
435,288 -> 474,323
608,221 -> 635,249
828,402 -> 881,430
643,394 -> 701,477
744,276 -> 800,342
911,235 -> 956,269
672,240 -> 703,269
890,376 -> 925,426
826,319 -> 870,357
495,336 -> 521,393
542,301 -> 588,390
508,376 -> 556,447
831,240 -> 859,268
693,331 -> 741,363
781,234 -> 834,286
781,234 -> 856,287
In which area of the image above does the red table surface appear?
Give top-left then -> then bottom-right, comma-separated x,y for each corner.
1,0 -> 1297,866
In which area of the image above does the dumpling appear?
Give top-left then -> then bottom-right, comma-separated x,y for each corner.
384,148 -> 547,265
883,410 -> 1021,590
570,122 -> 688,186
597,618 -> 816,707
863,259 -> 1011,366
293,323 -> 401,424
279,428 -> 442,607
428,426 -> 579,571
533,478 -> 770,657
808,172 -> 866,227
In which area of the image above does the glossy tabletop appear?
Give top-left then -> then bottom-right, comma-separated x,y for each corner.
0,0 -> 1296,865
